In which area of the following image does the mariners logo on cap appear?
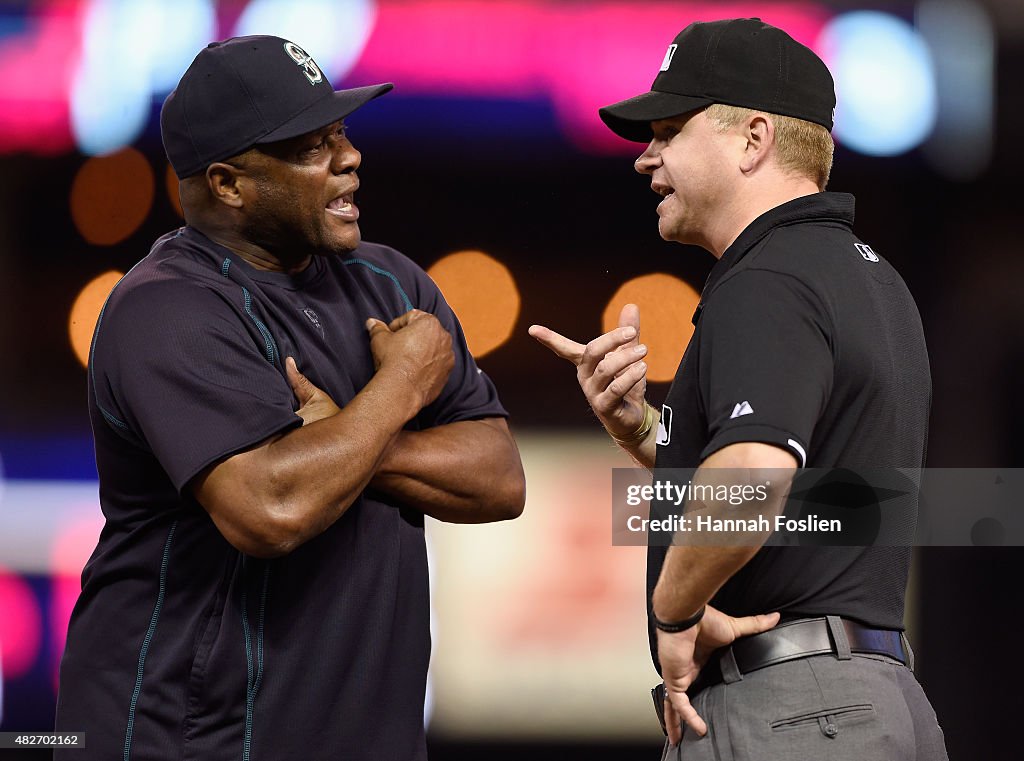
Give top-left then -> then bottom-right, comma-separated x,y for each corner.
283,41 -> 323,86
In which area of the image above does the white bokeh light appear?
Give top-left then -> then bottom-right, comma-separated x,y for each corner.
146,0 -> 217,94
234,0 -> 378,84
71,0 -> 215,155
820,12 -> 938,156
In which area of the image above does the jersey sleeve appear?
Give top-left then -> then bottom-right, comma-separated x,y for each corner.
697,269 -> 834,467
404,263 -> 508,427
91,279 -> 301,491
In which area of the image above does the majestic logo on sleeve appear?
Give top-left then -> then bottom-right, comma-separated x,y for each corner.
855,243 -> 879,262
283,41 -> 323,85
730,401 -> 754,419
656,404 -> 673,446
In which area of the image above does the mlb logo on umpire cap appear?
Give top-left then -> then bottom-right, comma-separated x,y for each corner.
660,44 -> 678,72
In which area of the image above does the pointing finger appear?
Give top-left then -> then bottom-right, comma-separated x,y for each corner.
528,324 -> 586,364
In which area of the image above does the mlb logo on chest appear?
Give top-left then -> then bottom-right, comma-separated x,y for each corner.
855,243 -> 879,262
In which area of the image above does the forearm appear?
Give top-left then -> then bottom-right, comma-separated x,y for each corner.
651,443 -> 796,620
652,545 -> 761,621
196,367 -> 421,556
370,417 -> 526,523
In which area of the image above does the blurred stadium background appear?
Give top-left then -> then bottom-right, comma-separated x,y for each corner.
0,0 -> 1021,758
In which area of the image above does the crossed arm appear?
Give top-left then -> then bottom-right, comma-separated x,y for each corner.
192,312 -> 525,559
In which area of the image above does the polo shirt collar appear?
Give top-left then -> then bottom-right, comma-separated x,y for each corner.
692,192 -> 855,325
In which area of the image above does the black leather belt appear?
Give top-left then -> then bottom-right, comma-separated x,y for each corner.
686,617 -> 908,698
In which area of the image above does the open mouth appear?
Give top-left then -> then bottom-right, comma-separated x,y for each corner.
327,194 -> 353,213
325,192 -> 359,221
653,183 -> 675,199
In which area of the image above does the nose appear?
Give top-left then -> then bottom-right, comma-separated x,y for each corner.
331,138 -> 361,174
634,143 -> 660,175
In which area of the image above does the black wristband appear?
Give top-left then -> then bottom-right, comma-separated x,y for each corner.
652,605 -> 706,633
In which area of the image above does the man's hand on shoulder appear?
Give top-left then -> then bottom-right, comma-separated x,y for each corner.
366,309 -> 454,414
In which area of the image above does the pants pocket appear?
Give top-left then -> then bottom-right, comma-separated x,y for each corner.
770,704 -> 875,738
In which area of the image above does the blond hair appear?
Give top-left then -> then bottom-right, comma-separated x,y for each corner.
705,104 -> 834,190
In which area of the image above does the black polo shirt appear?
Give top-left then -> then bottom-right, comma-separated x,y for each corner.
648,192 -> 931,666
56,227 -> 507,761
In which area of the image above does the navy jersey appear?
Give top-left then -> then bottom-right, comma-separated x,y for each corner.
648,193 -> 931,669
56,226 -> 507,761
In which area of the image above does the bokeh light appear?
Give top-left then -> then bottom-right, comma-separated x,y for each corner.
602,274 -> 699,383
166,163 -> 183,218
0,568 -> 42,680
428,251 -> 520,358
71,0 -> 215,155
50,511 -> 106,688
68,271 -> 124,368
70,148 -> 154,245
820,11 -> 937,156
234,0 -> 378,83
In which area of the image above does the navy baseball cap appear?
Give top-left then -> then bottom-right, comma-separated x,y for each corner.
161,35 -> 393,178
599,18 -> 835,142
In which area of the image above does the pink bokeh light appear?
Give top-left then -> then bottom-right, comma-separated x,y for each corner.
351,1 -> 829,153
0,1 -> 828,156
49,511 -> 104,687
0,567 -> 42,679
0,2 -> 84,154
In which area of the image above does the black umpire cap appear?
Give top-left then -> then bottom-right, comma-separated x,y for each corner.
161,35 -> 393,179
599,18 -> 835,143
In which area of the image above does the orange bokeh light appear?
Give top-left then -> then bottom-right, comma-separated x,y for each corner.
70,148 -> 154,245
68,271 -> 124,368
602,273 -> 699,382
166,163 -> 183,218
428,250 -> 520,358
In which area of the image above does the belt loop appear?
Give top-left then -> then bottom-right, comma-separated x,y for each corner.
901,632 -> 916,672
826,616 -> 852,660
720,646 -> 744,684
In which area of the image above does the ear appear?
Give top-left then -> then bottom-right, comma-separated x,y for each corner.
739,114 -> 775,175
205,162 -> 247,209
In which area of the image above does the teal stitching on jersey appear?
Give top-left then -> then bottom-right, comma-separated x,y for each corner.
243,566 -> 269,761
242,287 -> 279,364
344,258 -> 414,312
241,558 -> 253,761
124,520 -> 178,761
220,256 -> 279,365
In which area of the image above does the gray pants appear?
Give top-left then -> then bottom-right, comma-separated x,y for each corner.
661,638 -> 947,760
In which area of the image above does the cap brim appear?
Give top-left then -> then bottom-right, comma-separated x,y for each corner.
257,82 -> 394,144
599,91 -> 712,142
